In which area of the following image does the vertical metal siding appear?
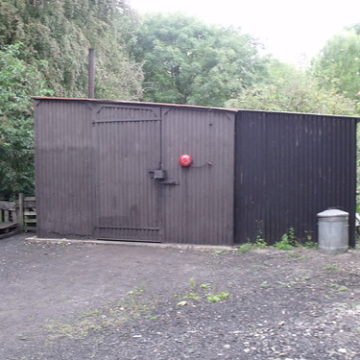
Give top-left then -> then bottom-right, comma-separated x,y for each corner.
34,98 -> 356,246
162,108 -> 235,245
35,101 -> 94,238
235,111 -> 357,246
93,104 -> 162,241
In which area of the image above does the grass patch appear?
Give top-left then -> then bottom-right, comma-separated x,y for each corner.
146,314 -> 160,320
260,281 -> 270,288
45,286 -> 150,340
274,237 -> 294,250
288,253 -> 304,259
254,237 -> 267,248
238,243 -> 253,253
303,241 -> 317,248
213,249 -> 226,255
327,283 -> 349,292
183,292 -> 201,301
205,291 -> 230,303
179,279 -> 230,304
274,227 -> 297,250
238,238 -> 268,253
278,280 -> 298,288
199,283 -> 212,289
323,264 -> 340,271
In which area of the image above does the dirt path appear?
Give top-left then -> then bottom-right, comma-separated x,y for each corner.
1,235 -> 360,359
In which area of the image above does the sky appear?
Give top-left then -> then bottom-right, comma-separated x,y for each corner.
129,0 -> 360,66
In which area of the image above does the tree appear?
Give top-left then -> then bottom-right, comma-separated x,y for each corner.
312,26 -> 360,100
0,0 -> 143,99
133,14 -> 266,107
226,59 -> 357,115
0,43 -> 51,199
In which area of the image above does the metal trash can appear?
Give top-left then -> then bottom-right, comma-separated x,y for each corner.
317,209 -> 349,254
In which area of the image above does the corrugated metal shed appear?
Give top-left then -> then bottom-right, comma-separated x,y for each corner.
33,97 -> 357,246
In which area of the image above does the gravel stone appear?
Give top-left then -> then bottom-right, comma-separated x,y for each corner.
1,235 -> 360,359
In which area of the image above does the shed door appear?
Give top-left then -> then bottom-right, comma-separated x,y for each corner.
94,105 -> 162,241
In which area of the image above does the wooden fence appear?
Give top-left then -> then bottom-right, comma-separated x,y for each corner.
0,194 -> 36,238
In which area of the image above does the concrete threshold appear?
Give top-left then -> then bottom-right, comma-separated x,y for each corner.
26,236 -> 236,252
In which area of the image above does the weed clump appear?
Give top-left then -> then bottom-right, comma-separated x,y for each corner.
238,243 -> 253,253
274,227 -> 296,250
205,291 -> 230,303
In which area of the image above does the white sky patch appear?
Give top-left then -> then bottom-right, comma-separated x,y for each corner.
129,0 -> 360,66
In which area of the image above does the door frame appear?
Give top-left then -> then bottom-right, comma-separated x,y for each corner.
91,103 -> 164,242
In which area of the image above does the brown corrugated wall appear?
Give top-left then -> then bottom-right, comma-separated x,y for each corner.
162,107 -> 235,245
34,99 -> 236,244
34,100 -> 94,238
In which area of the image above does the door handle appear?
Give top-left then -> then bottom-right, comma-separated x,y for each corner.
148,169 -> 166,180
148,169 -> 179,185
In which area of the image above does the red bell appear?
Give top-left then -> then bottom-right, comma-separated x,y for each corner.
178,153 -> 193,167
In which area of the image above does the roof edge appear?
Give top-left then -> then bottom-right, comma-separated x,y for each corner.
32,96 -> 360,119
32,96 -> 238,113
237,108 -> 360,120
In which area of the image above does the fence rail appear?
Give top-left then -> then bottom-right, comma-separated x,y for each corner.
0,194 -> 36,239
0,200 -> 19,238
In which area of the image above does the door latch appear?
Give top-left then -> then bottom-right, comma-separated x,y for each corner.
148,169 -> 166,180
148,169 -> 179,185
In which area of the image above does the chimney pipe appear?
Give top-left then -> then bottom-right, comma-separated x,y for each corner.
88,48 -> 95,98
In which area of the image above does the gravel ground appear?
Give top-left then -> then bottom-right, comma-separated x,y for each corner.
1,235 -> 360,360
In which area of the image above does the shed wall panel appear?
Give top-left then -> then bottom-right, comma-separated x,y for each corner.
34,101 -> 94,237
235,111 -> 356,245
162,108 -> 235,245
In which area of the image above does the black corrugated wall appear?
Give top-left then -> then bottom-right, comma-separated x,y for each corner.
234,111 -> 357,246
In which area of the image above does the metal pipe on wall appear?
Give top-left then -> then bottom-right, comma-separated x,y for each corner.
88,48 -> 95,98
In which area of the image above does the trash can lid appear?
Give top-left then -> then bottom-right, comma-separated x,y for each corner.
317,209 -> 349,218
